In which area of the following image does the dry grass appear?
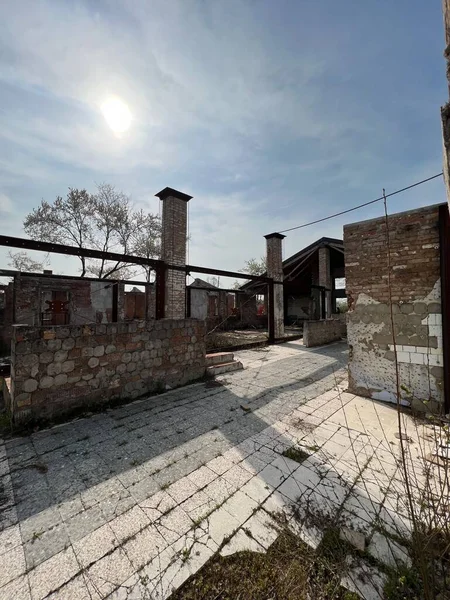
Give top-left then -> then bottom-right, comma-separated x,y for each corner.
170,529 -> 361,600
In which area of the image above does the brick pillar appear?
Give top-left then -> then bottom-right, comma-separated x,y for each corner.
318,246 -> 332,319
155,187 -> 192,319
442,2 -> 450,212
265,233 -> 285,338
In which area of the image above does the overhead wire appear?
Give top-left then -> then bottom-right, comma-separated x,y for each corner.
277,172 -> 444,234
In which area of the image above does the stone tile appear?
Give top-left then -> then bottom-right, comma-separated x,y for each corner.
58,496 -> 84,522
203,476 -> 235,505
258,463 -> 288,489
0,524 -> 21,555
221,463 -> 253,489
222,490 -> 259,524
340,556 -> 387,600
206,507 -> 241,546
243,510 -> 280,549
166,477 -> 198,504
122,525 -> 167,570
220,529 -> 265,556
72,522 -> 119,568
98,491 -> 136,522
0,544 -> 27,587
19,507 -> 62,542
139,490 -> 176,518
367,532 -> 411,569
187,466 -> 217,489
28,547 -> 79,600
0,575 -> 31,600
207,455 -> 234,476
240,475 -> 274,503
24,522 -> 70,569
109,505 -> 150,543
84,547 -> 134,598
128,477 -> 160,503
155,507 -> 193,544
65,505 -> 106,543
46,574 -> 93,600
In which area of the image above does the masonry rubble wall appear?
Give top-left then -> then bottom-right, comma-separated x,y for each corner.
10,318 -> 206,423
344,204 -> 444,411
303,319 -> 345,347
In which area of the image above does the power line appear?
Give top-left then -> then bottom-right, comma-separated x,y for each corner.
277,172 -> 444,234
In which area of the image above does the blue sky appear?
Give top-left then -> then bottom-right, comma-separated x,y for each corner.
0,0 -> 447,282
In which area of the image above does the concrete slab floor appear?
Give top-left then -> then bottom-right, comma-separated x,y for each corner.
0,340 -> 446,599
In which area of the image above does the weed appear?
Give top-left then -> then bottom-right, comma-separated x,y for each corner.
31,531 -> 43,543
160,482 -> 170,491
29,462 -> 48,474
282,446 -> 310,464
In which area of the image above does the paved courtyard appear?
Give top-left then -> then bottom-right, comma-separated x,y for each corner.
0,340 -> 439,599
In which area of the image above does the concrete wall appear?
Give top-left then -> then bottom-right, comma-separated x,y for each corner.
344,204 -> 444,411
190,289 -> 210,320
10,319 -> 206,423
303,319 -> 345,347
287,296 -> 310,320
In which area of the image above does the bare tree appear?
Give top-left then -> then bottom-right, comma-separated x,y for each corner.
23,184 -> 161,279
240,257 -> 266,276
24,188 -> 94,277
8,251 -> 49,272
131,210 -> 162,282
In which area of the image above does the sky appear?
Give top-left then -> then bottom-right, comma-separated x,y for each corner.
0,0 -> 447,285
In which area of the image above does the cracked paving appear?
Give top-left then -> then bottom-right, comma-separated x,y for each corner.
0,340 -> 442,599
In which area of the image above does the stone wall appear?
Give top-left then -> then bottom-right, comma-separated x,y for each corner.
303,319 -> 345,348
10,319 -> 206,423
344,204 -> 444,411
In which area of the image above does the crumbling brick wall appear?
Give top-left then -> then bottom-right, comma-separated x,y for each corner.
344,204 -> 444,411
10,318 -> 206,423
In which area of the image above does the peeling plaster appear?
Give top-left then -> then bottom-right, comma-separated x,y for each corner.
348,278 -> 444,409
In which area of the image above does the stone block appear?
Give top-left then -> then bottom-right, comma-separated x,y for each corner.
46,339 -> 62,351
23,379 -> 38,393
47,362 -> 62,376
88,357 -> 100,368
40,376 -> 54,389
55,327 -> 71,339
62,360 -> 75,374
61,338 -> 75,350
39,352 -> 54,364
105,344 -> 116,355
54,350 -> 68,363
15,392 -> 31,407
54,373 -> 68,386
93,345 -> 105,357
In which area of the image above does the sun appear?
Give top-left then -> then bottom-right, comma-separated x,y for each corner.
101,96 -> 132,134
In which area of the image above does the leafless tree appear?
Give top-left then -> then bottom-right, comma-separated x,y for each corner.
7,250 -> 49,272
23,184 -> 161,279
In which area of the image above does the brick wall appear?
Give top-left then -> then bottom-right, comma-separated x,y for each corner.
13,276 -> 123,326
303,319 -> 345,347
10,319 -> 206,423
344,204 -> 444,411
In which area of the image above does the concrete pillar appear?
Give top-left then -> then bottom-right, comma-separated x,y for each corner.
155,187 -> 192,319
265,232 -> 285,338
318,246 -> 332,319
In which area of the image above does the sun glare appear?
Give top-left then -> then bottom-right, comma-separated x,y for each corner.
101,96 -> 132,134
